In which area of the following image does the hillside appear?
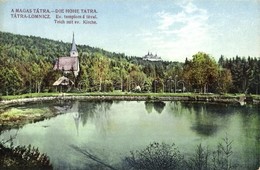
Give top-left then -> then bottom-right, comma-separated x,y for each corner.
0,31 -> 125,62
0,31 -> 259,95
0,31 -> 180,95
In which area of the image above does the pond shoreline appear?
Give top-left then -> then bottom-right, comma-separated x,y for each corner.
0,94 -> 259,106
0,94 -> 258,131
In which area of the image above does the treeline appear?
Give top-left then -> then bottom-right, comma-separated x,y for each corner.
0,31 -> 259,95
219,55 -> 260,94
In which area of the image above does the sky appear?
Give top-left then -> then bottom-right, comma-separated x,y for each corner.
0,0 -> 259,62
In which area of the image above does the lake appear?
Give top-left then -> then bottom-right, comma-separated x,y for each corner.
0,100 -> 259,169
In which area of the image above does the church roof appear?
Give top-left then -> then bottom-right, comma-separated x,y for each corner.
71,33 -> 78,52
53,56 -> 79,71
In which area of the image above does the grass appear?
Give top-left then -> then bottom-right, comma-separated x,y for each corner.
0,106 -> 54,131
1,108 -> 47,116
1,93 -> 60,100
0,108 -> 50,121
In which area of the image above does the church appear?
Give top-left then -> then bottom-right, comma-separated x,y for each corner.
53,33 -> 80,89
53,33 -> 80,77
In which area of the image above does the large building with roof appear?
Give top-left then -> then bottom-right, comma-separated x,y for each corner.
142,52 -> 162,61
53,33 -> 80,77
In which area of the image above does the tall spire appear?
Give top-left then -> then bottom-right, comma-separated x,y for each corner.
70,32 -> 78,57
71,32 -> 77,52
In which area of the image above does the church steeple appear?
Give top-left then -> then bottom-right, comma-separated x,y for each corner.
70,32 -> 78,57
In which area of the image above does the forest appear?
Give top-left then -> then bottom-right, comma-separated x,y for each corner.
0,31 -> 259,95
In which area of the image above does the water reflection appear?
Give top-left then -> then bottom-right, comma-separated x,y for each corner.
55,100 -> 258,138
189,104 -> 219,136
166,101 -> 259,137
144,101 -> 166,114
54,100 -> 114,136
2,101 -> 258,169
167,101 -> 183,116
51,100 -> 260,140
52,100 -> 74,113
62,101 -> 260,169
78,100 -> 113,126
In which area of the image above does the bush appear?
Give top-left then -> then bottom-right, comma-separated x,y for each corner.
186,135 -> 237,170
72,135 -> 242,170
101,80 -> 114,92
124,136 -> 238,170
124,142 -> 184,170
211,135 -> 237,170
187,144 -> 210,170
0,143 -> 52,169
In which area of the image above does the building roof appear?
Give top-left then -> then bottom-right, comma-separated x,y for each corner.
53,56 -> 79,71
142,52 -> 162,61
53,76 -> 74,86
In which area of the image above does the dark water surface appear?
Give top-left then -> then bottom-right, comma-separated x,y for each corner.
1,100 -> 259,169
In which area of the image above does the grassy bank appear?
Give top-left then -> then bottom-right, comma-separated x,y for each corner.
1,92 -> 259,108
0,104 -> 62,131
1,92 -> 61,100
1,92 -> 258,100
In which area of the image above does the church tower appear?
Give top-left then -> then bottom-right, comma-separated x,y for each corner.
70,32 -> 78,57
53,33 -> 80,78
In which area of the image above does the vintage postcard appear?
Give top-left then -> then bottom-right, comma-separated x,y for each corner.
0,0 -> 259,169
